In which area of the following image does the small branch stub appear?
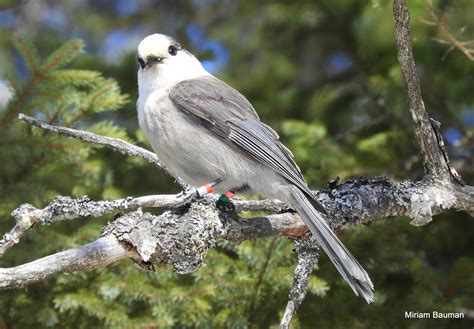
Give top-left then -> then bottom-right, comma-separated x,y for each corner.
280,237 -> 320,329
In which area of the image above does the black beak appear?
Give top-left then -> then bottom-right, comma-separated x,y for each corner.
136,54 -> 164,69
135,55 -> 146,69
146,55 -> 164,66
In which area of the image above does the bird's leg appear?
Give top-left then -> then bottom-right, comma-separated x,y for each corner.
215,183 -> 250,213
171,178 -> 224,211
216,190 -> 236,213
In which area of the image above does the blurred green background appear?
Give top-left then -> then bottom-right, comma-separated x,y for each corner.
0,0 -> 473,328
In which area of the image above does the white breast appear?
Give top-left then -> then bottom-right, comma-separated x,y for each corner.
136,61 -> 285,195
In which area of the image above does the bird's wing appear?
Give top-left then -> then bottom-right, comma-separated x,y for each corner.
169,76 -> 326,213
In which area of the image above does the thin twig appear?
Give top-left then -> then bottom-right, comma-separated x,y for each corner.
18,113 -> 189,190
421,2 -> 474,61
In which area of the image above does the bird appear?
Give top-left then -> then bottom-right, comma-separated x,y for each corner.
136,33 -> 374,303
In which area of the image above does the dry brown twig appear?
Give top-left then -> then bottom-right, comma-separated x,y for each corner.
420,1 -> 474,61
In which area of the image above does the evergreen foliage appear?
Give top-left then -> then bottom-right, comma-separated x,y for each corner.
0,1 -> 472,328
0,33 -> 129,217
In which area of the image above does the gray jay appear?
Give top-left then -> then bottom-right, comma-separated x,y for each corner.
136,33 -> 374,303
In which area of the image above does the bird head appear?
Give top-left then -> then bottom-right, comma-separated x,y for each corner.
136,33 -> 209,91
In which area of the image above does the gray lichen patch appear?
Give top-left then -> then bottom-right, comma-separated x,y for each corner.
289,237 -> 319,305
44,196 -> 135,223
102,203 -> 225,274
318,177 -> 412,229
11,204 -> 38,229
408,184 -> 456,226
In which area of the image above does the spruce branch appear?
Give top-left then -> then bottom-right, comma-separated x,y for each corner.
46,69 -> 103,87
0,75 -> 41,133
12,33 -> 40,72
3,73 -> 21,96
0,37 -> 85,133
247,237 -> 278,325
40,39 -> 85,72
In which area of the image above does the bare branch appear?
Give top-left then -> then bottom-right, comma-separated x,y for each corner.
0,236 -> 131,289
393,0 -> 450,179
232,198 -> 289,213
2,173 -> 471,258
18,113 -> 189,190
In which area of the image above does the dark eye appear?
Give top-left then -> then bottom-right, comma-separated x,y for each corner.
168,45 -> 179,56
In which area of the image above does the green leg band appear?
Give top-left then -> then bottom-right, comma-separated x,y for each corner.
219,194 -> 230,203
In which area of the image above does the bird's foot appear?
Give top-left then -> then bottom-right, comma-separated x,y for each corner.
170,180 -> 223,213
216,191 -> 236,213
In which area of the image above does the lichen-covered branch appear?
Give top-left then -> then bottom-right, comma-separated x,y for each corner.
280,237 -> 320,329
453,184 -> 474,217
0,175 -> 463,258
0,205 -> 300,289
1,175 -> 471,289
0,192 -> 289,257
0,194 -> 191,257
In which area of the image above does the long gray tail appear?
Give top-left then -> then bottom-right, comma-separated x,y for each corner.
287,185 -> 374,303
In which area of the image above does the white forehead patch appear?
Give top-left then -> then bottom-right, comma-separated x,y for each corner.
138,34 -> 174,58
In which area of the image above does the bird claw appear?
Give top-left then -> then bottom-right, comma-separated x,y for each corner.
216,198 -> 236,213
